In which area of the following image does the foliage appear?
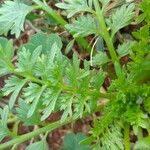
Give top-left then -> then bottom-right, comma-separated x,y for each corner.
0,1 -> 33,37
0,0 -> 149,150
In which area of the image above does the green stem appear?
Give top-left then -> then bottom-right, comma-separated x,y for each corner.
124,123 -> 130,150
0,118 -> 74,149
32,0 -> 92,52
93,0 -> 118,64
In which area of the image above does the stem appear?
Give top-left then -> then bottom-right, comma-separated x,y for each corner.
93,0 -> 118,64
0,118 -> 74,149
124,123 -> 130,150
32,0 -> 92,52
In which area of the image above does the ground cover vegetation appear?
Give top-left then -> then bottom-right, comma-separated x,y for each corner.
0,0 -> 149,149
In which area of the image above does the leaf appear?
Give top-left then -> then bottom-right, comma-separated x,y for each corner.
134,136 -> 150,150
132,25 -> 150,41
0,37 -> 14,76
22,83 -> 46,118
26,140 -> 49,150
0,0 -> 33,37
16,99 -> 41,125
117,41 -> 134,57
20,32 -> 62,54
60,133 -> 91,150
65,15 -> 97,38
16,46 -> 42,74
2,76 -> 28,109
141,0 -> 150,23
65,39 -> 75,54
99,124 -> 124,150
56,0 -> 92,18
92,51 -> 110,66
108,3 -> 135,38
0,106 -> 10,142
41,88 -> 61,121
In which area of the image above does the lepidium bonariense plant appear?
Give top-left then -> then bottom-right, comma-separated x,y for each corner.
0,0 -> 149,149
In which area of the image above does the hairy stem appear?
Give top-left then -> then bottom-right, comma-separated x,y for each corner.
32,0 -> 92,52
124,123 -> 130,150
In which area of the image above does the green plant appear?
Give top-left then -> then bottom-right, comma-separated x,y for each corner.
0,0 -> 149,149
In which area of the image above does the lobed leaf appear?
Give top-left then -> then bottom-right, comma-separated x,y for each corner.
0,1 -> 33,37
56,0 -> 93,18
65,15 -> 97,38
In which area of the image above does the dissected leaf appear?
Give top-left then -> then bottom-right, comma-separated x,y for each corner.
16,99 -> 41,125
0,37 -> 14,76
2,76 -> 28,109
92,51 -> 110,66
56,0 -> 93,18
107,3 -> 135,38
0,1 -> 33,37
65,15 -> 97,38
21,32 -> 62,54
117,41 -> 134,57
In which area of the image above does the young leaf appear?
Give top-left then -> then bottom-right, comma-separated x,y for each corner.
117,41 -> 133,58
56,0 -> 93,18
26,140 -> 49,150
2,76 -> 28,109
92,51 -> 110,66
16,46 -> 42,74
108,3 -> 135,38
65,15 -> 97,38
0,1 -> 33,37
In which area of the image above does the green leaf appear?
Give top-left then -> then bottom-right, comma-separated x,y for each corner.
16,99 -> 41,125
41,88 -> 61,121
92,51 -> 110,66
0,106 -> 10,142
60,133 -> 91,150
23,83 -> 46,118
141,0 -> 150,23
134,136 -> 150,150
16,46 -> 42,74
108,3 -> 135,38
117,41 -> 134,57
0,37 -> 14,76
65,15 -> 97,38
2,76 -> 28,109
132,25 -> 150,41
26,140 -> 49,150
65,39 -> 75,54
99,124 -> 124,150
56,0 -> 93,18
21,32 -> 62,54
0,0 -> 33,37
